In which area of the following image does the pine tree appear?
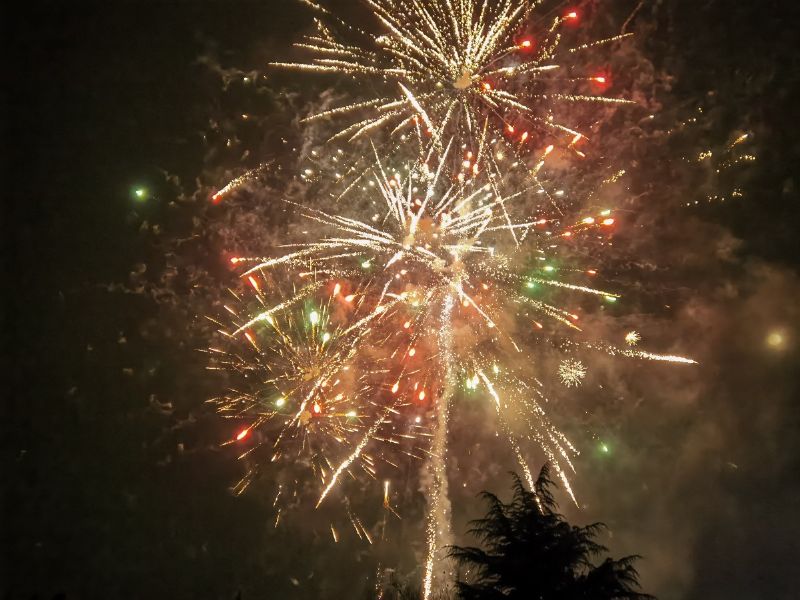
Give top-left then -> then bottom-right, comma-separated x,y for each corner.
449,466 -> 653,600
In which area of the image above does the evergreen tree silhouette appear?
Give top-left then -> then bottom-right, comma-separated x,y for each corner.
449,466 -> 653,600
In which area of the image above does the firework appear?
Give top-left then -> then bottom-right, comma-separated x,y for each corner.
199,4 -> 703,597
273,0 -> 633,164
211,163 -> 273,204
208,281 -> 427,502
558,358 -> 586,387
625,330 -> 641,346
208,138 -> 695,598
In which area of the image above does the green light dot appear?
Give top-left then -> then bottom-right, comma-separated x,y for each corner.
526,281 -> 536,289
309,311 -> 320,325
275,397 -> 286,407
134,188 -> 147,200
599,442 -> 610,453
605,296 -> 617,303
543,266 -> 555,272
322,332 -> 331,343
361,260 -> 371,269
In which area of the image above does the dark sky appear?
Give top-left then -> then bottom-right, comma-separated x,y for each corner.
4,0 -> 800,599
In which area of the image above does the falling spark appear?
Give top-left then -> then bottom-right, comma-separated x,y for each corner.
317,407 -> 393,508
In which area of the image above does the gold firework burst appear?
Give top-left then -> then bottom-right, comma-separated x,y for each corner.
274,0 -> 634,157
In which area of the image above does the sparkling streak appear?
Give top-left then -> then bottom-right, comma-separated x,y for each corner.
476,370 -> 535,490
208,124 -> 696,585
317,408 -> 391,507
423,293 -> 456,600
231,283 -> 322,335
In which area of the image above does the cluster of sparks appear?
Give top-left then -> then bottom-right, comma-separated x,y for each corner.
557,358 -> 586,387
670,108 -> 756,206
205,1 -> 697,597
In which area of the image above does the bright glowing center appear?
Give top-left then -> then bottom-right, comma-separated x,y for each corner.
766,331 -> 786,349
453,68 -> 473,90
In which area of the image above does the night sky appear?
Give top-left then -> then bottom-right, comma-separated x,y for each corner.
5,1 -> 800,599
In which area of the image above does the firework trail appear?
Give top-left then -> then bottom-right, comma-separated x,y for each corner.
423,293 -> 457,598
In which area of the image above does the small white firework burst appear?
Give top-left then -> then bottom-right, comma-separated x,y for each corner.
625,330 -> 641,346
558,359 -> 587,387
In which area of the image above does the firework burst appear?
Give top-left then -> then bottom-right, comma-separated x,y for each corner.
207,136 -> 696,596
274,0 -> 634,164
558,358 -> 586,387
208,280 -> 430,519
625,330 -> 641,346
191,4 -> 711,597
